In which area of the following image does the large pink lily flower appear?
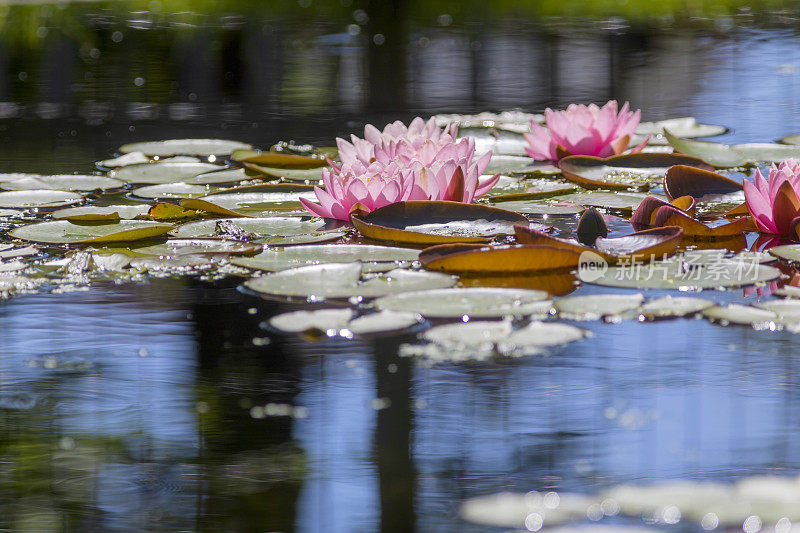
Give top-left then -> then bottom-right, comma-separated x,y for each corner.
303,117 -> 502,219
744,159 -> 800,238
524,100 -> 646,161
299,161 -> 427,221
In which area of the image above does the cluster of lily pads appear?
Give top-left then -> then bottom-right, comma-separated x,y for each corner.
460,473 -> 800,531
2,107 -> 800,358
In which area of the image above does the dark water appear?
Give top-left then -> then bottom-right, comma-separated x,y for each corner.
1,4 -> 800,532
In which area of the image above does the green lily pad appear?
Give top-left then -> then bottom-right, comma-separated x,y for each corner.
97,152 -> 150,168
0,190 -> 85,208
373,287 -> 551,318
637,296 -> 715,318
774,285 -> 800,298
666,129 -> 800,167
558,153 -> 712,190
242,262 -> 456,300
96,238 -> 260,257
51,205 -> 151,221
417,320 -> 589,359
767,244 -> 800,264
557,191 -> 659,211
132,183 -> 213,200
484,155 -> 559,176
112,162 -> 221,185
582,257 -> 781,290
230,244 -> 419,272
0,174 -> 124,192
753,300 -> 800,321
555,293 -> 645,320
9,220 -> 173,244
181,186 -> 315,217
634,117 -> 727,144
185,168 -> 249,185
170,216 -> 328,239
780,133 -> 800,145
119,139 -> 252,157
267,309 -> 422,335
493,201 -> 584,216
242,163 -> 324,182
263,231 -> 345,246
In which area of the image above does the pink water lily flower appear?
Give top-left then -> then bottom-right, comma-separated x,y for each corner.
302,117 -> 501,220
299,162 -> 427,220
524,100 -> 646,161
338,116 -> 459,167
744,159 -> 800,238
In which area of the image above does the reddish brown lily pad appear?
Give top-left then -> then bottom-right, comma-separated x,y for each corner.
663,165 -> 742,201
420,243 -> 581,274
351,201 -> 527,245
653,205 -> 747,240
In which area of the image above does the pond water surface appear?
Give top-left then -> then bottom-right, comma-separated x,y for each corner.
1,6 -> 800,532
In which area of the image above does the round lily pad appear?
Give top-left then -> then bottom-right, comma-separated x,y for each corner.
97,152 -> 150,168
0,190 -> 85,209
231,244 -> 419,272
494,201 -> 584,217
185,168 -> 249,185
119,139 -> 253,157
263,231 -> 345,246
242,164 -> 324,183
418,320 -> 588,359
703,304 -> 778,326
559,153 -> 712,190
132,183 -> 212,200
557,191 -> 659,211
555,293 -> 645,320
780,133 -> 800,145
373,287 -> 551,318
767,244 -> 800,264
351,201 -> 528,245
635,117 -> 727,143
0,174 -> 124,192
181,186 -> 316,217
268,309 -> 422,335
581,257 -> 781,290
9,220 -> 173,244
98,238 -> 260,257
112,162 -> 221,185
51,204 -> 151,221
637,296 -> 715,318
243,262 -> 456,300
170,216 -> 328,239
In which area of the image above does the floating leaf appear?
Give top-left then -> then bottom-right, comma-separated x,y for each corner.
780,133 -> 800,145
230,244 -> 419,272
421,244 -> 581,274
112,162 -> 221,184
555,293 -> 645,320
666,129 -> 800,167
132,183 -> 212,200
98,238 -> 260,257
235,152 -> 327,169
267,308 -> 422,335
10,220 -> 173,244
663,165 -> 742,201
263,231 -> 345,246
555,191 -> 658,212
51,205 -> 150,221
0,174 -> 124,192
653,206 -> 746,239
484,155 -> 557,176
185,168 -> 249,185
638,296 -> 715,319
753,300 -> 800,322
417,320 -> 588,359
703,304 -> 779,326
373,287 -> 550,318
583,256 -> 781,290
635,117 -> 727,142
97,152 -> 150,168
515,225 -> 683,264
0,190 -> 84,208
351,201 -> 528,245
493,201 -> 584,217
558,153 -> 712,190
631,195 -> 692,231
242,262 -> 455,300
766,244 -> 800,264
119,138 -> 252,157
180,184 -> 315,217
148,203 -> 200,221
170,216 -> 328,239
242,163 -> 324,182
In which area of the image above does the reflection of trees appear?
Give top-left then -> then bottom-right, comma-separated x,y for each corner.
189,278 -> 305,532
